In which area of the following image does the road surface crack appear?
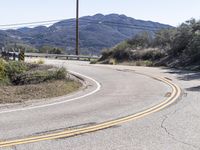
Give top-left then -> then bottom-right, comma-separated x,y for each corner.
161,109 -> 200,150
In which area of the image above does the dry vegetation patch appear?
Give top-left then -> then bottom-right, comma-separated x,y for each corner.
0,80 -> 81,104
0,59 -> 82,104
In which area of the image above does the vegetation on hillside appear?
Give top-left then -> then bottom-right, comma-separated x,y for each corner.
38,46 -> 64,54
99,19 -> 200,70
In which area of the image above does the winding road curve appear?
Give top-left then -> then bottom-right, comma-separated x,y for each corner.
0,60 -> 199,150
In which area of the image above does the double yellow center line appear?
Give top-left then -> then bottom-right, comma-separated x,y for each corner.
0,75 -> 181,148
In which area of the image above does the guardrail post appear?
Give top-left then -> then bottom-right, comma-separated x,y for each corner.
18,49 -> 25,62
13,52 -> 16,61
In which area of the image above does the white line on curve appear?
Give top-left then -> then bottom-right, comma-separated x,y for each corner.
0,70 -> 101,115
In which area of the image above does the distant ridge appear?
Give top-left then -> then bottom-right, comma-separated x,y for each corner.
0,14 -> 172,54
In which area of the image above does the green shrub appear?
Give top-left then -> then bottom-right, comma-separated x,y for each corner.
90,59 -> 98,64
144,60 -> 154,66
11,67 -> 67,85
127,32 -> 152,48
0,58 -> 10,85
99,49 -> 113,61
135,61 -> 142,66
0,58 -> 6,80
139,50 -> 165,61
113,41 -> 130,51
0,59 -> 67,85
54,67 -> 67,80
113,49 -> 132,61
135,60 -> 153,67
184,34 -> 200,63
0,76 -> 10,85
109,58 -> 117,65
5,61 -> 28,80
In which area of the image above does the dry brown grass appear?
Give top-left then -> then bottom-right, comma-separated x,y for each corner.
0,79 -> 81,104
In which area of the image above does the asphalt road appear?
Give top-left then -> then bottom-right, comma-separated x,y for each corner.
0,59 -> 200,150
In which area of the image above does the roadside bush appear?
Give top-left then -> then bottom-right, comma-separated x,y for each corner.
127,32 -> 152,48
135,60 -> 153,67
113,49 -> 132,61
39,46 -> 64,54
113,41 -> 131,51
138,50 -> 165,61
11,67 -> 67,85
109,58 -> 117,65
90,59 -> 98,64
0,58 -> 6,80
5,61 -> 28,80
99,49 -> 113,61
184,34 -> 200,64
0,58 -> 10,85
54,67 -> 67,80
111,41 -> 132,61
0,59 -> 68,86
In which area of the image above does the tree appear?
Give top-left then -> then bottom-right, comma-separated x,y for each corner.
127,32 -> 152,48
154,29 -> 176,50
49,48 -> 64,54
39,46 -> 64,54
184,34 -> 200,63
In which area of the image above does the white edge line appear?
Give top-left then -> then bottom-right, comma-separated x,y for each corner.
0,70 -> 101,114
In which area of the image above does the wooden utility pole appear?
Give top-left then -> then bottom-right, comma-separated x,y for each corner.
75,0 -> 79,55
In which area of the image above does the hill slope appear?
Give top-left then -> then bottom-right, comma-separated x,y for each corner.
97,19 -> 200,70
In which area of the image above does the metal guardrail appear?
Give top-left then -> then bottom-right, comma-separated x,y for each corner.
1,51 -> 18,60
1,52 -> 100,61
25,53 -> 100,61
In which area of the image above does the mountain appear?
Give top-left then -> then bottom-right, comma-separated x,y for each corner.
0,30 -> 20,48
1,14 -> 172,54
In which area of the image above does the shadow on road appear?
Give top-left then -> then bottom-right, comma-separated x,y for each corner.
161,67 -> 200,92
163,68 -> 200,81
186,86 -> 200,92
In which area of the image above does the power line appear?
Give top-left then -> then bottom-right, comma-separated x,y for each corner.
0,23 -> 55,30
0,19 -> 66,27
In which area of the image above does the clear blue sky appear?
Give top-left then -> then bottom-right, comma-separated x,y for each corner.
0,0 -> 199,28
